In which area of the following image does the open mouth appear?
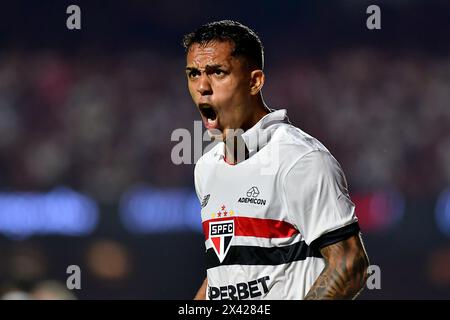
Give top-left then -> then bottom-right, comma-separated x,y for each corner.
198,104 -> 219,129
199,104 -> 217,120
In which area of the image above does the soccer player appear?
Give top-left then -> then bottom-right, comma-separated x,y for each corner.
183,20 -> 369,300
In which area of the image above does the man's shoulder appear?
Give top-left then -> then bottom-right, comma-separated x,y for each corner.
271,123 -> 330,159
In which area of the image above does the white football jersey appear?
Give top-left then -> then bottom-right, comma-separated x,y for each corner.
194,109 -> 360,300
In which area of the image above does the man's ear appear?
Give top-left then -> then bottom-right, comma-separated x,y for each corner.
250,70 -> 265,95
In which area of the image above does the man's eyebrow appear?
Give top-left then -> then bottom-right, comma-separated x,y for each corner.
185,64 -> 226,72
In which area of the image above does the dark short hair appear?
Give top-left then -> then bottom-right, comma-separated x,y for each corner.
182,20 -> 264,70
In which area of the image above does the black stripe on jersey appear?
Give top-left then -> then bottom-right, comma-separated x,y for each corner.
206,240 -> 322,269
310,222 -> 361,250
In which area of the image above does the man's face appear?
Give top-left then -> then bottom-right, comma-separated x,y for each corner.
186,40 -> 253,141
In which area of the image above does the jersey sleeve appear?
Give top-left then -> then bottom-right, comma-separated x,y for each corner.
283,150 -> 359,248
194,163 -> 203,204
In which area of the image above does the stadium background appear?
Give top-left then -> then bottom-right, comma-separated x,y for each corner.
0,0 -> 449,299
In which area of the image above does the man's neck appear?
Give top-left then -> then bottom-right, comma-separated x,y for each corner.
224,102 -> 270,165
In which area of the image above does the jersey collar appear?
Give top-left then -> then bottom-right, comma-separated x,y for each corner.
214,108 -> 290,160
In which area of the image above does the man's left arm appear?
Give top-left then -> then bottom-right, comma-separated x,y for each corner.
304,233 -> 369,300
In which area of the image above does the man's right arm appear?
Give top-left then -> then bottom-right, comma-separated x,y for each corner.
194,164 -> 208,300
194,277 -> 208,300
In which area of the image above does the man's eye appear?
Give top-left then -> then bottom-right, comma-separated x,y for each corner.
189,72 -> 200,78
214,70 -> 224,76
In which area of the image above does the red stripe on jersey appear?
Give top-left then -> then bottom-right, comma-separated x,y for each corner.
203,216 -> 299,240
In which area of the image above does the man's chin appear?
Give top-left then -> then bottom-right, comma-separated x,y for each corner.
206,128 -> 224,141
205,127 -> 245,142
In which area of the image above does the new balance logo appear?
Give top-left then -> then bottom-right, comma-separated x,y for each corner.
201,194 -> 210,208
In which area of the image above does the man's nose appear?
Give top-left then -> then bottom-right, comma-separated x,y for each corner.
197,74 -> 213,96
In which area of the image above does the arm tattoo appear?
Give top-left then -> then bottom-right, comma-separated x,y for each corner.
304,234 -> 369,300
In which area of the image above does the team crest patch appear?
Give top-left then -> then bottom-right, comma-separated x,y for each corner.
209,219 -> 234,263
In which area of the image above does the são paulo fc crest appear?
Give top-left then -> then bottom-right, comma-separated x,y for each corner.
209,219 -> 234,263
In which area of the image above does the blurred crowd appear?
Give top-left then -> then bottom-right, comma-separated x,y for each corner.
0,0 -> 448,301
1,280 -> 77,300
267,49 -> 450,198
0,49 -> 448,203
